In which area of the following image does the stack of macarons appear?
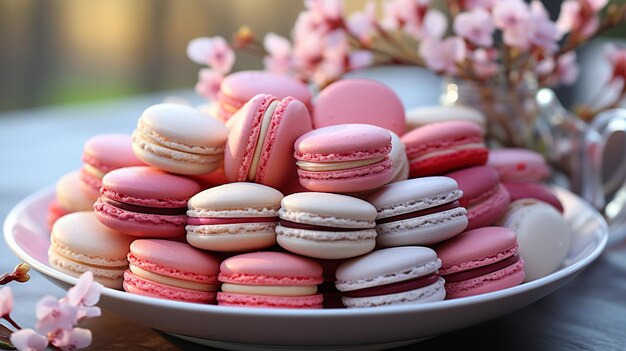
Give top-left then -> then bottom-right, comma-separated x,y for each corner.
46,74 -> 572,309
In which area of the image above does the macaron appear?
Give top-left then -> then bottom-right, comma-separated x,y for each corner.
405,105 -> 486,132
498,199 -> 571,282
312,79 -> 406,136
224,93 -> 313,192
48,211 -> 134,289
434,227 -> 525,299
80,133 -> 144,197
388,131 -> 409,183
366,177 -> 468,247
503,181 -> 564,212
401,120 -> 489,177
94,166 -> 201,238
55,171 -> 98,213
132,103 -> 228,175
47,199 -> 70,231
276,192 -> 378,259
294,124 -> 393,193
217,70 -> 313,121
186,182 -> 284,252
487,148 -> 551,182
123,239 -> 221,304
217,251 -> 324,309
446,165 -> 511,230
335,246 -> 446,308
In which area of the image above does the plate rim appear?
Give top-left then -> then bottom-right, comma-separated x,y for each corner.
3,185 -> 609,318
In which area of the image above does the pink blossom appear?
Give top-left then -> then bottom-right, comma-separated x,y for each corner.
493,0 -> 531,49
421,10 -> 448,40
293,11 -> 325,43
9,329 -> 48,351
62,271 -> 102,321
453,9 -> 495,47
556,0 -> 601,38
528,1 -> 560,52
35,296 -> 78,334
587,0 -> 609,11
312,30 -> 349,85
382,0 -> 431,38
535,57 -> 555,76
195,69 -> 223,101
419,36 -> 466,75
186,36 -> 235,74
305,0 -> 344,25
50,328 -> 92,351
349,50 -> 374,70
347,0 -> 377,45
557,52 -> 580,85
471,48 -> 499,79
0,287 -> 13,317
605,44 -> 626,84
263,33 -> 294,75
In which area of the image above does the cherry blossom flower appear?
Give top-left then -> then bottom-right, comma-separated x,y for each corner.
556,0 -> 608,38
263,33 -> 294,75
35,296 -> 78,334
50,328 -> 92,351
453,8 -> 495,47
305,0 -> 344,27
471,48 -> 499,79
186,36 -> 235,74
421,9 -> 448,40
605,44 -> 626,84
493,0 -> 531,49
195,69 -> 223,101
460,0 -> 496,11
557,52 -> 580,85
9,329 -> 48,351
347,0 -> 377,45
62,271 -> 102,321
419,36 -> 466,75
382,0 -> 431,39
528,1 -> 561,53
0,287 -> 12,317
349,50 -> 374,70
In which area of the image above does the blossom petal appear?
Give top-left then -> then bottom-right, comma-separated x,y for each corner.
0,287 -> 13,317
9,329 -> 48,351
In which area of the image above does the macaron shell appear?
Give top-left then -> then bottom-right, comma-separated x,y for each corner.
217,292 -> 323,309
499,200 -> 571,282
442,259 -> 525,299
93,201 -> 188,238
186,223 -> 278,252
312,79 -> 406,136
48,249 -> 126,289
56,171 -> 98,211
123,270 -> 217,304
488,148 -> 551,182
405,105 -> 486,131
407,148 -> 489,178
503,181 -> 564,212
82,133 -> 144,173
219,251 -> 323,285
188,182 -> 283,213
297,158 -> 394,193
388,131 -> 409,183
341,277 -> 446,308
280,192 -> 377,226
276,228 -> 376,259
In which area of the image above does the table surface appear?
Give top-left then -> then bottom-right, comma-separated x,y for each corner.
1,78 -> 626,351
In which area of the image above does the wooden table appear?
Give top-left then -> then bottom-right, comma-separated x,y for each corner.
1,86 -> 626,351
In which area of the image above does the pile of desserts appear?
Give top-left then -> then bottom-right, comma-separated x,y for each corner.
46,71 -> 571,309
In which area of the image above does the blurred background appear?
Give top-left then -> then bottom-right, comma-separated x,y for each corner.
0,0 -> 624,113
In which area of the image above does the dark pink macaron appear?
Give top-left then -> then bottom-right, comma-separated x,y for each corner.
224,93 -> 313,192
94,166 -> 201,238
313,79 -> 406,136
434,226 -> 525,299
401,121 -> 489,177
217,70 -> 313,122
446,165 -> 511,230
503,181 -> 564,212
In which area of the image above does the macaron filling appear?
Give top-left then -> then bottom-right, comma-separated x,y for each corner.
296,156 -> 387,172
187,217 -> 278,225
376,200 -> 461,224
247,100 -> 279,181
220,283 -> 317,296
100,197 -> 187,216
278,219 -> 365,232
442,254 -> 521,283
128,265 -> 217,292
343,273 -> 440,298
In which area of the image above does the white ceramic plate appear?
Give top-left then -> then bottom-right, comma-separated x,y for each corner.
4,186 -> 608,351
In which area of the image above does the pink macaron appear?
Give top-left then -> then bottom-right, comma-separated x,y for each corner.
446,165 -> 511,230
217,251 -> 324,308
80,133 -> 145,197
55,171 -> 99,214
503,181 -> 564,212
224,93 -> 313,192
401,120 -> 489,177
487,148 -> 551,182
335,246 -> 446,308
434,226 -> 525,299
294,124 -> 394,193
123,239 -> 221,304
94,166 -> 201,238
312,79 -> 406,136
217,70 -> 313,122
